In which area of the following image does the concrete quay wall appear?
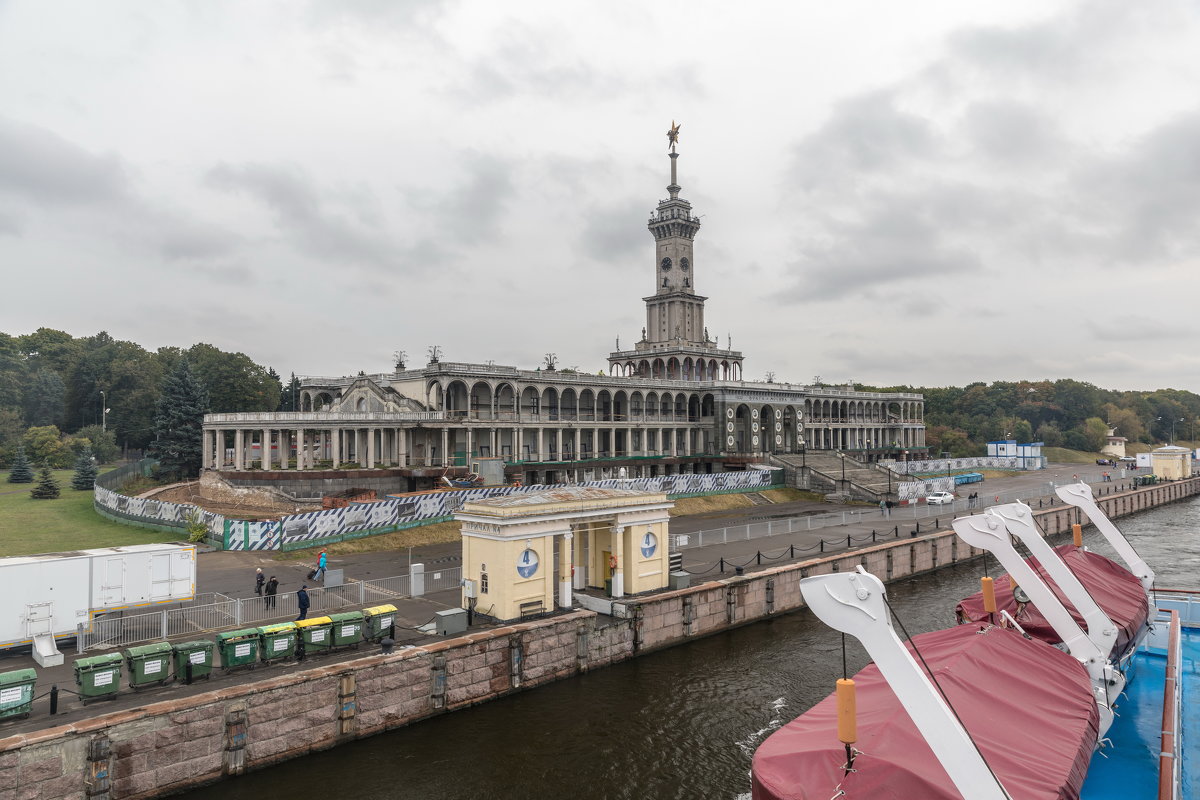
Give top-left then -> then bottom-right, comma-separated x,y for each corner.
3,479 -> 1195,799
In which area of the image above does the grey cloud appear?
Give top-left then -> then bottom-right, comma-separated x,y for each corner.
784,202 -> 979,301
962,101 -> 1066,165
0,208 -> 20,235
790,90 -> 939,189
0,116 -> 128,205
192,262 -> 255,286
206,161 -> 396,268
578,198 -> 645,263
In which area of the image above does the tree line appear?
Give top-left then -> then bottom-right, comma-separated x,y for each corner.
859,378 -> 1200,457
0,327 -> 300,469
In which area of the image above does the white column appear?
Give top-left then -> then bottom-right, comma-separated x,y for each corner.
559,531 -> 573,608
202,430 -> 212,470
294,428 -> 303,469
233,429 -> 244,470
367,427 -> 376,469
399,428 -> 408,466
613,525 -> 625,598
440,428 -> 449,466
261,428 -> 271,470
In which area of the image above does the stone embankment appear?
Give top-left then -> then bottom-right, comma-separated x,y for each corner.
3,479 -> 1195,799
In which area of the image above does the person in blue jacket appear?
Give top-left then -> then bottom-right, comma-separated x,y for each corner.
296,585 -> 310,621
313,550 -> 328,581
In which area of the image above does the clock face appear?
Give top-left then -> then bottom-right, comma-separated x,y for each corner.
681,257 -> 690,271
661,257 -> 672,271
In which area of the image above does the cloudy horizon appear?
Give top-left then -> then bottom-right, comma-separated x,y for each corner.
2,1 -> 1199,393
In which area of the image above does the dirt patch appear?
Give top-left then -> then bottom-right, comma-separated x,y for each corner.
151,481 -> 320,520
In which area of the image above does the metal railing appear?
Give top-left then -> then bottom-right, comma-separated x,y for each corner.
79,568 -> 462,652
668,477 -> 1136,551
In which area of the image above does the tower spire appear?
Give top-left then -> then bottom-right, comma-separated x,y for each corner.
667,121 -> 681,199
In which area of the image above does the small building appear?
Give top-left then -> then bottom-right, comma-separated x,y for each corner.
1150,445 -> 1192,481
985,440 -> 1044,469
1101,426 -> 1128,459
455,486 -> 673,623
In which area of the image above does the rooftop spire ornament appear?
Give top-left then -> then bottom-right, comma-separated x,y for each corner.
667,120 -> 681,152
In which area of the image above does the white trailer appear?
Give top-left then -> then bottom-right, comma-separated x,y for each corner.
0,543 -> 196,667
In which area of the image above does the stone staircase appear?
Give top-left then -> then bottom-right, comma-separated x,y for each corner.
743,492 -> 772,505
770,452 -> 916,500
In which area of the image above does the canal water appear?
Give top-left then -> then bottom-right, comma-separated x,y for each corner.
182,497 -> 1200,800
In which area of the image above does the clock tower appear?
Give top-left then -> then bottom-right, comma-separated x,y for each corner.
607,128 -> 744,381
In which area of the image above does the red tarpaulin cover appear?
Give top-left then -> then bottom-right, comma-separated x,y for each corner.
956,545 -> 1149,660
751,625 -> 1099,800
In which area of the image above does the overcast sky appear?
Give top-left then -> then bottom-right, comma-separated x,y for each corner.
2,1 -> 1199,393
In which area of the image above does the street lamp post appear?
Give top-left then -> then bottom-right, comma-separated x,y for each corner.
100,390 -> 109,432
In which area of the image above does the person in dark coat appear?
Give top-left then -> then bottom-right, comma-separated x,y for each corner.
264,575 -> 278,610
255,568 -> 265,596
296,585 -> 310,621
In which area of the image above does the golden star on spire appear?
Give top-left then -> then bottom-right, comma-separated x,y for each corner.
667,121 -> 681,152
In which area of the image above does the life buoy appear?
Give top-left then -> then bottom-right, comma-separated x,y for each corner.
608,555 -> 618,570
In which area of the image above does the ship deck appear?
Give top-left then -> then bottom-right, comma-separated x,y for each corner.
1082,599 -> 1198,800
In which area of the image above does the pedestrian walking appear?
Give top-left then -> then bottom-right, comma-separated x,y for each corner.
313,550 -> 328,581
879,499 -> 887,517
264,575 -> 278,610
254,567 -> 265,596
296,585 -> 310,621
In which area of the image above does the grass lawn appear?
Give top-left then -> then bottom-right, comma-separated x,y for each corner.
0,469 -> 178,558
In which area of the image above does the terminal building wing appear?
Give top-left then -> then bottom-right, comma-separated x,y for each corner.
203,143 -> 926,489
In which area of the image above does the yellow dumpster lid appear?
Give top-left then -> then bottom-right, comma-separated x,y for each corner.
363,604 -> 397,616
259,622 -> 297,635
294,617 -> 332,629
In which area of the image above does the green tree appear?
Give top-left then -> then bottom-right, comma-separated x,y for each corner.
76,424 -> 120,463
23,368 -> 65,427
71,448 -> 98,490
0,407 -> 23,467
30,465 -> 60,499
1080,417 -> 1109,452
186,343 -> 280,413
278,372 -> 301,412
0,332 -> 28,411
150,359 -> 210,479
6,444 -> 33,483
22,425 -> 73,468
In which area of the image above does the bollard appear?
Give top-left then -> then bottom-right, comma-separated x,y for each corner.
735,566 -> 744,577
756,552 -> 762,565
916,522 -> 920,533
719,557 -> 725,574
380,637 -> 395,655
894,525 -> 899,537
49,685 -> 58,715
872,530 -> 877,542
820,540 -> 825,553
185,661 -> 193,686
846,535 -> 851,548
789,544 -> 795,559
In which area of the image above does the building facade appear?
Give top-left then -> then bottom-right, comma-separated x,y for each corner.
203,142 -> 926,487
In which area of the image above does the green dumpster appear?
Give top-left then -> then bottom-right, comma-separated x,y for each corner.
217,629 -> 261,671
124,642 -> 173,689
172,641 -> 215,682
329,611 -> 364,648
0,669 -> 37,719
295,617 -> 333,652
362,604 -> 397,641
74,653 -> 123,703
259,622 -> 297,662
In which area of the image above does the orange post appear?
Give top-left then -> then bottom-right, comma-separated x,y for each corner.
981,576 -> 997,614
837,678 -> 857,744
1072,523 -> 1083,547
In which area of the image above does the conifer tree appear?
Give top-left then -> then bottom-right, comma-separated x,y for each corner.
30,465 -> 60,499
7,445 -> 33,483
71,447 -> 98,490
150,358 -> 210,479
